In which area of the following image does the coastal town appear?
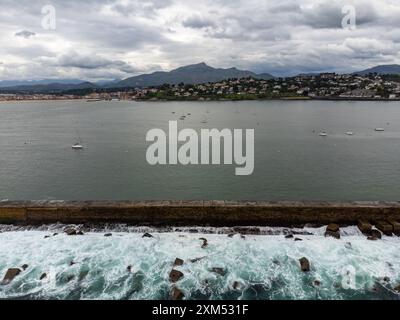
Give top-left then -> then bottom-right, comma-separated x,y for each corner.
1,72 -> 400,102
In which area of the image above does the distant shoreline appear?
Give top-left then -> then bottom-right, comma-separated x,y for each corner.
2,97 -> 400,103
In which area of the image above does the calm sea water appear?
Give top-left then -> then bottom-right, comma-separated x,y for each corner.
1,100 -> 400,201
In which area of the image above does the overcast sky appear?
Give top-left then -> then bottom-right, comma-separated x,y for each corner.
0,0 -> 399,81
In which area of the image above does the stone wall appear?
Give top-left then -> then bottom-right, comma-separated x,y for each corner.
1,200 -> 400,226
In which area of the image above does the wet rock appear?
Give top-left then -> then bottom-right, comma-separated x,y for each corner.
370,229 -> 382,239
325,230 -> 340,239
327,223 -> 340,233
388,220 -> 400,236
53,233 -> 58,237
70,261 -> 76,266
325,224 -> 340,239
233,227 -> 260,235
44,235 -> 51,239
345,242 -> 352,249
285,234 -> 294,239
211,268 -> 227,276
367,236 -> 379,241
169,269 -> 184,283
228,234 -> 235,238
358,220 -> 372,234
21,264 -> 29,271
174,258 -> 184,267
375,221 -> 393,236
313,280 -> 322,286
233,281 -> 245,291
190,257 -> 205,263
189,229 -> 199,233
40,273 -> 47,280
199,238 -> 208,248
240,235 -> 246,240
1,268 -> 21,285
104,233 -> 112,237
142,233 -> 154,238
64,228 -> 77,236
394,285 -> 400,293
76,231 -> 84,236
299,257 -> 310,272
127,265 -> 132,272
171,287 -> 185,300
383,276 -> 390,283
294,238 -> 303,242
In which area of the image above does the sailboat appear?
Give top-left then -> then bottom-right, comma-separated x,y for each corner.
72,143 -> 84,150
72,128 -> 84,150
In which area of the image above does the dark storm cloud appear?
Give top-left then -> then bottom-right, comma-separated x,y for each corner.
57,51 -> 139,73
15,30 -> 36,38
182,15 -> 215,29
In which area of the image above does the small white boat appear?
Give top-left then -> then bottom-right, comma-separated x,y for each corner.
319,132 -> 328,137
375,128 -> 385,132
72,143 -> 84,150
346,131 -> 354,136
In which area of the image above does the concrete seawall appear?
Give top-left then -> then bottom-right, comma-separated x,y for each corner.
1,200 -> 400,226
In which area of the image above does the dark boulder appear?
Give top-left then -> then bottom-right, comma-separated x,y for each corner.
299,257 -> 310,272
313,280 -> 322,286
21,264 -> 29,271
233,281 -> 245,291
388,220 -> 400,236
375,221 -> 393,236
40,273 -> 47,280
1,268 -> 21,285
327,223 -> 340,233
104,233 -> 112,237
394,285 -> 400,293
64,228 -> 77,236
190,257 -> 205,263
370,229 -> 382,239
233,227 -> 260,235
211,268 -> 227,276
127,265 -> 132,272
174,258 -> 184,267
294,238 -> 303,242
358,220 -> 372,234
199,238 -> 208,248
171,287 -> 185,300
285,234 -> 294,239
325,224 -> 340,239
169,269 -> 184,283
142,233 -> 154,238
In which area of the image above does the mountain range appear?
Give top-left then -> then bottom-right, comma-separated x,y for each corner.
1,63 -> 400,93
353,64 -> 400,75
116,62 -> 274,88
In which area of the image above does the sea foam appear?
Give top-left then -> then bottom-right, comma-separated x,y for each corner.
0,226 -> 399,300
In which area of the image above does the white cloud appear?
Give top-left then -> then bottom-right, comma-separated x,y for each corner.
0,0 -> 399,80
